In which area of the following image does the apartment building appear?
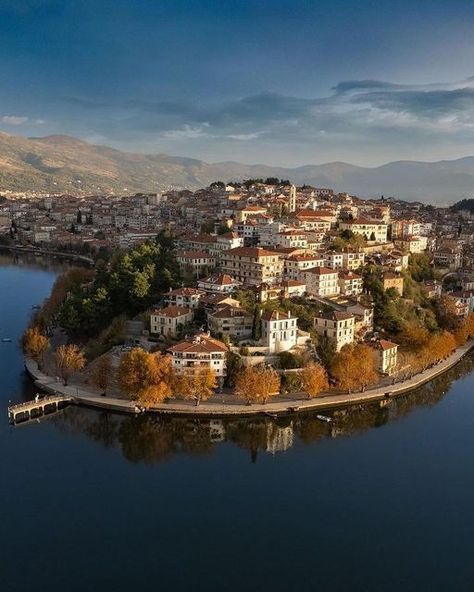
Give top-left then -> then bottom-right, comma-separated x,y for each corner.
314,311 -> 355,351
284,252 -> 326,280
207,304 -> 253,340
165,287 -> 206,309
167,333 -> 228,378
339,219 -> 388,243
220,247 -> 284,286
304,267 -> 340,297
382,272 -> 404,295
338,271 -> 363,296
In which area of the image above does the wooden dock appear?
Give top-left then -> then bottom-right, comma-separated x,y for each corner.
8,394 -> 73,424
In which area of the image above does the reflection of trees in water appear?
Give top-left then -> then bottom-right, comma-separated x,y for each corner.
0,252 -> 70,272
119,416 -> 177,463
51,352 -> 474,464
296,352 -> 474,442
226,420 -> 270,463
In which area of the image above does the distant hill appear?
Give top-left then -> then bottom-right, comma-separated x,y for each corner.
451,198 -> 474,213
1,130 -> 474,203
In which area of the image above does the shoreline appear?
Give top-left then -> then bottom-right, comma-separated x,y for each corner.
0,244 -> 94,265
24,339 -> 474,417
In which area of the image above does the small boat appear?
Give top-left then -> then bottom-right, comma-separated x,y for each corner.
316,414 -> 332,424
31,305 -> 41,310
2,338 -> 12,343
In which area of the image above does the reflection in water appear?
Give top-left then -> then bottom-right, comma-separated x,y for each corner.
0,251 -> 71,273
48,351 -> 474,464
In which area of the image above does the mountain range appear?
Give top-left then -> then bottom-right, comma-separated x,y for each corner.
1,130 -> 474,204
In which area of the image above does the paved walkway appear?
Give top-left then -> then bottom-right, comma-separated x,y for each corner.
24,340 -> 474,417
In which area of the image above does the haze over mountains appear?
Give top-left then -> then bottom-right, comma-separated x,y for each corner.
0,130 -> 473,204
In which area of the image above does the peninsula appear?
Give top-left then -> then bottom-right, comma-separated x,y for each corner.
4,180 -> 474,418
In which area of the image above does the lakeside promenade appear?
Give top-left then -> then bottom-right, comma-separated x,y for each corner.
24,340 -> 474,417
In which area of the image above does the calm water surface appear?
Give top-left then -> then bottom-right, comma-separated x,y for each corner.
2,253 -> 474,592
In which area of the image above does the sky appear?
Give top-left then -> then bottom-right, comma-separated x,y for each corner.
2,0 -> 474,166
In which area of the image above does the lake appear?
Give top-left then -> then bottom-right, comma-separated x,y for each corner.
2,252 -> 474,592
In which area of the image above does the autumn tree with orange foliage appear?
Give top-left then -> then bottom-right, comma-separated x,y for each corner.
23,326 -> 50,370
175,367 -> 217,406
454,314 -> 474,346
90,354 -> 113,395
397,322 -> 430,352
118,348 -> 173,407
300,362 -> 329,399
433,295 -> 461,332
235,365 -> 281,405
55,344 -> 86,385
330,344 -> 378,393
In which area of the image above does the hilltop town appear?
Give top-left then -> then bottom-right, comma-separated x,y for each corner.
7,179 -> 474,407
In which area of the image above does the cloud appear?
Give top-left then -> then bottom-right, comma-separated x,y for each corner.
1,115 -> 29,125
60,76 -> 474,162
161,124 -> 210,140
332,80 -> 406,94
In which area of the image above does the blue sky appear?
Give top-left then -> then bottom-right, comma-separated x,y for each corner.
2,0 -> 474,165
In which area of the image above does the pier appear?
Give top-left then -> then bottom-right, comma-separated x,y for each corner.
8,394 -> 73,424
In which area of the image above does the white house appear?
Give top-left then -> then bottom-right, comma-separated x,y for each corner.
314,311 -> 355,351
167,333 -> 228,379
371,339 -> 398,375
197,273 -> 242,293
261,310 -> 298,353
284,252 -> 326,280
340,219 -> 388,243
338,271 -> 363,296
150,306 -> 193,337
165,287 -> 206,309
304,267 -> 340,297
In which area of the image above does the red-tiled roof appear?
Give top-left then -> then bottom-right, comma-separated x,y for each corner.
261,310 -> 293,321
168,334 -> 228,354
176,250 -> 215,259
151,305 -> 191,318
199,273 -> 240,286
167,287 -> 205,297
305,266 -> 337,275
224,246 -> 280,258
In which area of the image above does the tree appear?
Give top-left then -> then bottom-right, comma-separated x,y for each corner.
397,322 -> 430,351
425,331 -> 456,364
90,354 -> 112,395
225,351 -> 243,387
278,351 -> 302,369
118,348 -> 173,407
55,344 -> 86,385
175,367 -> 217,406
235,365 -> 281,405
433,296 -> 461,332
252,305 -> 261,340
23,326 -> 50,369
300,362 -> 329,399
330,344 -> 378,393
454,314 -> 474,346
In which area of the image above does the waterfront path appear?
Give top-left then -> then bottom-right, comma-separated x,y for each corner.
23,340 -> 474,417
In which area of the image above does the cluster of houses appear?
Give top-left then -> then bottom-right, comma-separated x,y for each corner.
4,180 -> 474,387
